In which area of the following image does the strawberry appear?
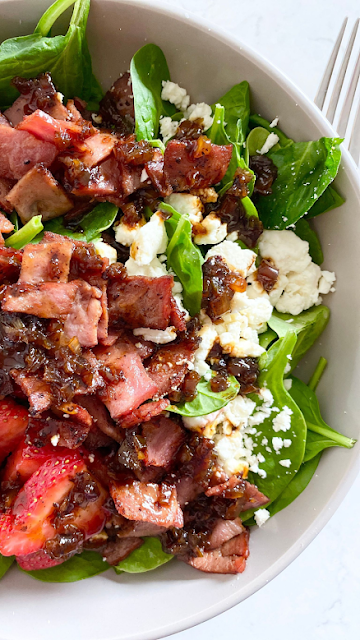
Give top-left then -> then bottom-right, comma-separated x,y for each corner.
2,437 -> 69,486
16,549 -> 66,571
0,399 -> 29,464
0,452 -> 87,557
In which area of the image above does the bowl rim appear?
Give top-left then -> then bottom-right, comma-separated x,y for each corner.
0,1 -> 359,639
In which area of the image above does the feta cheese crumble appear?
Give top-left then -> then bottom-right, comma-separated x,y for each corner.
132,327 -> 177,344
130,211 -> 168,265
51,434 -> 60,447
161,80 -> 190,112
159,116 -> 179,143
194,213 -> 228,245
205,240 -> 257,278
185,102 -> 213,131
272,406 -> 293,432
114,217 -> 145,246
165,193 -> 204,224
254,508 -> 271,527
279,459 -> 291,468
258,133 -> 279,154
92,239 -> 117,265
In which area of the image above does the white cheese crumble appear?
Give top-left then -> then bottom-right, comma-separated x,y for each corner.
258,230 -> 336,315
254,508 -> 271,527
161,80 -> 190,112
205,240 -> 257,278
51,434 -> 60,447
194,213 -> 228,245
272,436 -> 284,452
185,102 -> 213,131
257,133 -> 279,154
193,324 -> 218,377
165,193 -> 204,225
272,406 -> 293,432
130,212 -> 168,265
92,239 -> 117,265
279,459 -> 291,468
133,327 -> 177,344
159,116 -> 179,143
114,218 -> 145,247
125,256 -> 168,278
284,378 -> 293,391
269,116 -> 279,128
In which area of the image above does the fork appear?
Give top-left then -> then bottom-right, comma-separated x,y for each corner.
314,17 -> 360,165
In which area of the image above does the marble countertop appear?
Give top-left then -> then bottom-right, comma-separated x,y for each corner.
158,1 -> 360,638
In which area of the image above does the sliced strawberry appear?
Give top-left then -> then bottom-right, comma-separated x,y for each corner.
0,452 -> 86,557
0,399 -> 29,464
16,549 -> 66,571
2,437 -> 69,485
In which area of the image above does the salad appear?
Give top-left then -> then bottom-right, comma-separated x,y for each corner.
0,0 -> 356,582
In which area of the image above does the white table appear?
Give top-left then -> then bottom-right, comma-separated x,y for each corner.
160,1 -> 360,638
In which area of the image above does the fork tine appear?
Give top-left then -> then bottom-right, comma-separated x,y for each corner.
337,50 -> 360,137
348,99 -> 360,164
326,18 -> 359,123
314,17 -> 348,109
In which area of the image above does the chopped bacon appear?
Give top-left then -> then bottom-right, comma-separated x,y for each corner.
63,280 -> 102,348
205,475 -> 244,498
145,148 -> 172,197
17,109 -> 83,149
97,284 -> 109,343
141,416 -> 186,468
0,177 -> 14,213
6,166 -> 73,224
118,399 -> 170,429
4,73 -> 69,126
0,212 -> 13,236
25,413 -> 91,449
164,138 -> 232,191
10,372 -> 52,414
110,481 -> 183,528
0,246 -> 22,284
107,271 -> 174,330
19,237 -> 73,284
78,396 -> 123,443
0,124 -> 57,180
169,297 -> 187,331
146,339 -> 197,397
207,517 -> 245,549
73,132 -> 116,168
239,481 -> 270,512
185,530 -> 249,574
99,72 -> 135,132
102,537 -> 143,565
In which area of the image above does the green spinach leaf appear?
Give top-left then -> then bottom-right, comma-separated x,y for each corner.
130,44 -> 175,141
256,137 -> 342,229
169,374 -> 240,417
0,0 -> 102,109
258,327 -> 277,350
212,81 -> 250,142
306,185 -> 345,219
160,202 -> 203,316
5,215 -> 44,249
246,126 -> 280,157
0,554 -> 14,580
33,202 -> 118,244
20,550 -> 110,582
114,537 -> 172,574
248,114 -> 293,147
268,306 -> 330,370
293,217 -> 323,265
209,105 -> 252,191
303,430 -> 338,462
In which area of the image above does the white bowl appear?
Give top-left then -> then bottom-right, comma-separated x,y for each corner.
0,1 -> 359,639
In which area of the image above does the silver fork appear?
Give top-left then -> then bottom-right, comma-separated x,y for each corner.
314,17 -> 360,165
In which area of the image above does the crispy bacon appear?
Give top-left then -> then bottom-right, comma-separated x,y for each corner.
19,237 -> 73,284
164,138 -> 232,191
110,481 -> 184,529
0,124 -> 57,180
4,73 -> 69,126
146,338 -> 198,397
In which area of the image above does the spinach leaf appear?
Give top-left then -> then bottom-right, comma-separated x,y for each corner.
130,44 -> 175,141
209,105 -> 252,191
212,81 -> 250,142
169,375 -> 240,417
268,305 -> 330,370
303,431 -> 338,462
246,126 -> 280,157
308,356 -> 327,392
0,554 -> 14,580
293,217 -> 324,265
160,202 -> 203,316
0,0 -> 102,109
20,550 -> 110,582
249,114 -> 293,147
258,327 -> 277,350
5,215 -> 44,249
114,537 -> 172,574
289,376 -> 356,450
256,137 -> 342,229
33,202 -> 118,244
306,185 -> 345,219
242,334 -> 307,521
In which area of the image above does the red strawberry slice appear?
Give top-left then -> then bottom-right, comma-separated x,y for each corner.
16,549 -> 66,571
0,399 -> 29,464
2,437 -> 69,485
0,452 -> 86,557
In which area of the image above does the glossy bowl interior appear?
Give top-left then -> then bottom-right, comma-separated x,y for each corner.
0,2 -> 359,640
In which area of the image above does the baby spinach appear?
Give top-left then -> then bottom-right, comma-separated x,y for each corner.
258,327 -> 277,350
20,550 -> 110,582
308,356 -> 327,392
209,105 -> 251,191
169,375 -> 240,418
160,202 -> 203,316
289,376 -> 356,450
5,215 -> 44,249
242,334 -> 307,522
0,554 -> 14,580
212,81 -> 250,143
256,137 -> 342,229
268,305 -> 330,370
0,0 -> 102,109
33,202 -> 118,244
114,537 -> 173,574
246,126 -> 280,158
249,114 -> 293,147
293,218 -> 324,265
306,185 -> 345,219
303,431 -> 338,462
130,44 -> 175,141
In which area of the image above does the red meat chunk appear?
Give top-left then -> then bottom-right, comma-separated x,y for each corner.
19,238 -> 73,284
164,138 -> 232,191
146,339 -> 197,397
0,124 -> 57,180
110,481 -> 183,528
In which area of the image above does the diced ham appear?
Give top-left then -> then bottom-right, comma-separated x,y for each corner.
0,246 -> 22,284
221,530 -> 249,557
10,371 -> 52,414
141,416 -> 186,467
145,149 -> 172,197
208,517 -> 245,549
4,73 -> 69,126
95,342 -> 159,420
99,72 -> 135,131
74,133 -> 116,167
117,521 -> 167,538
0,124 -> 57,180
110,481 -> 184,528
164,139 -> 232,191
19,238 -> 73,284
102,537 -> 143,565
64,159 -> 119,199
118,399 -> 170,429
146,339 -> 197,397
17,109 -> 82,149
0,212 -> 14,245
26,414 -> 91,449
239,481 -> 270,512
185,530 -> 249,574
169,297 -> 187,331
0,178 -> 14,213
2,281 -> 77,316
63,280 -> 102,347
6,166 -> 73,224
205,475 -> 244,498
107,273 -> 174,330
78,396 -> 123,443
97,284 -> 109,343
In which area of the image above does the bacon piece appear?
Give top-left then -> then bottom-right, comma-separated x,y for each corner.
102,537 -> 143,565
78,396 -> 123,443
107,272 -> 174,330
0,212 -> 13,235
4,73 -> 69,126
239,481 -> 270,512
10,372 -> 52,414
73,132 -> 116,168
63,280 -> 102,347
110,481 -> 183,528
99,72 -> 135,132
208,517 -> 245,549
205,475 -> 244,498
164,138 -> 233,191
118,399 -> 170,429
117,521 -> 167,538
169,297 -> 187,331
26,414 -> 91,449
19,238 -> 73,284
146,339 -> 197,397
0,124 -> 57,180
0,246 -> 22,284
97,284 -> 109,343
2,281 -> 77,316
17,109 -> 82,148
95,342 -> 159,420
0,177 -> 14,213
185,530 -> 249,574
141,416 -> 186,467
145,148 -> 172,197
6,166 -> 73,224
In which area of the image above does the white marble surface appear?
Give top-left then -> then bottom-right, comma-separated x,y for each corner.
158,1 -> 360,638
